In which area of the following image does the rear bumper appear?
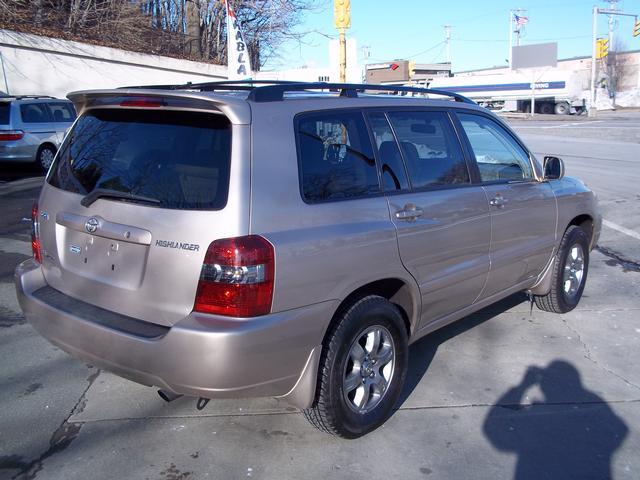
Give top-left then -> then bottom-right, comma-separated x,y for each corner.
15,259 -> 334,408
0,142 -> 37,162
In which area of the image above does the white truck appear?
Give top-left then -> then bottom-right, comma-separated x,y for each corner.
429,70 -> 587,115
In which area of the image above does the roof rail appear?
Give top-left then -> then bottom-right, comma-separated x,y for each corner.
119,79 -> 301,91
118,80 -> 475,105
0,95 -> 58,100
247,82 -> 476,104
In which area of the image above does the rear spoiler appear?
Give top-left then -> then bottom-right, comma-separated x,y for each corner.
66,89 -> 251,125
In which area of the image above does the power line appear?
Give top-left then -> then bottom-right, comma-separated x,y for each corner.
455,34 -> 592,43
405,41 -> 445,59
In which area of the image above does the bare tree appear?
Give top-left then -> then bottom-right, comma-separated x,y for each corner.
0,0 -> 320,69
605,39 -> 632,103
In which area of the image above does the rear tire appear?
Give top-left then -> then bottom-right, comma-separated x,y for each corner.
539,102 -> 554,115
36,145 -> 56,173
535,226 -> 590,313
303,295 -> 408,438
554,102 -> 571,115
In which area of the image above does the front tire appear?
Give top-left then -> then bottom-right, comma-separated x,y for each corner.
535,226 -> 590,313
303,295 -> 408,438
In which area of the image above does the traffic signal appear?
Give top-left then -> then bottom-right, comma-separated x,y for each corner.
334,0 -> 351,29
409,61 -> 416,78
596,38 -> 609,59
633,19 -> 639,37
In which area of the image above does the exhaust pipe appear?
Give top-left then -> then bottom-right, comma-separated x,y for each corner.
158,389 -> 183,403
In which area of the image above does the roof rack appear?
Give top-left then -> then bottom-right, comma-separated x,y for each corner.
120,80 -> 475,105
119,79 -> 300,92
0,95 -> 57,100
249,82 -> 475,104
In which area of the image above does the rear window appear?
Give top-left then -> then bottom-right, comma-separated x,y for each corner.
0,103 -> 9,124
386,111 -> 469,189
48,109 -> 232,210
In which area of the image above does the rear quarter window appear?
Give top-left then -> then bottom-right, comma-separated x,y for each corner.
296,110 -> 380,203
48,102 -> 77,122
48,109 -> 232,210
0,103 -> 10,124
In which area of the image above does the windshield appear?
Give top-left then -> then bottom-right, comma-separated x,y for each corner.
48,108 -> 232,210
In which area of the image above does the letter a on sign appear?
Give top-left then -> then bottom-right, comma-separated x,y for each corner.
225,0 -> 253,80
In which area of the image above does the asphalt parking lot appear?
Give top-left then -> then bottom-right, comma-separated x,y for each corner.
1,111 -> 639,480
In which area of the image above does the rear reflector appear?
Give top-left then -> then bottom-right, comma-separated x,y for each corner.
31,202 -> 42,263
194,235 -> 275,317
120,99 -> 163,108
0,130 -> 24,141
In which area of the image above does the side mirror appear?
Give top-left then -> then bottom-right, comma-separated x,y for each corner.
543,156 -> 565,180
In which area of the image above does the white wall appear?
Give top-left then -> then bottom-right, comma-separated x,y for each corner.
0,29 -> 227,99
256,66 -> 333,82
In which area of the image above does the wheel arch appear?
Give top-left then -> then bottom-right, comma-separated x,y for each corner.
568,214 -> 594,248
322,278 -> 418,348
37,142 -> 57,154
529,213 -> 594,296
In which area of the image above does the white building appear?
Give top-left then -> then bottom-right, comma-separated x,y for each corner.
257,38 -> 360,83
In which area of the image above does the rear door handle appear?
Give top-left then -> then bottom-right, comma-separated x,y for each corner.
489,195 -> 507,207
395,204 -> 424,221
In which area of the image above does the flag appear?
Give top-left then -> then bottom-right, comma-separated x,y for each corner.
224,0 -> 253,80
514,14 -> 529,26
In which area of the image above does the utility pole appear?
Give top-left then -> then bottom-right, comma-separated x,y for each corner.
607,0 -> 618,53
590,6 -> 598,117
444,25 -> 452,65
508,8 -> 527,68
334,0 -> 351,83
589,5 -> 637,117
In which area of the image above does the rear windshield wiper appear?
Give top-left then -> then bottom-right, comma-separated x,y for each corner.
81,188 -> 161,208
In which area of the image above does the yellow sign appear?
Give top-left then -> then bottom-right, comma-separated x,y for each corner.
334,0 -> 351,29
633,20 -> 640,37
596,38 -> 609,59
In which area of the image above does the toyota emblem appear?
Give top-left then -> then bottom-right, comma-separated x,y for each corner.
85,217 -> 99,233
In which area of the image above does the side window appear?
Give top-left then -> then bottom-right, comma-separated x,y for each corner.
457,113 -> 534,182
20,103 -> 53,123
386,111 -> 469,189
367,112 -> 409,192
48,102 -> 77,122
297,111 -> 380,203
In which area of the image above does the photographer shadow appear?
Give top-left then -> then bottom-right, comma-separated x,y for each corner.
483,361 -> 629,480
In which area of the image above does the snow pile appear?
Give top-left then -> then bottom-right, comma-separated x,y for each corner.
615,89 -> 640,108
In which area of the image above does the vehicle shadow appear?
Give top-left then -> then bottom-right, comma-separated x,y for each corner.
397,292 -> 527,406
483,361 -> 628,479
0,162 -> 43,182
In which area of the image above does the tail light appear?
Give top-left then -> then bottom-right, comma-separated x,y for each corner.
0,130 -> 24,141
120,98 -> 163,108
31,202 -> 42,263
194,235 -> 275,317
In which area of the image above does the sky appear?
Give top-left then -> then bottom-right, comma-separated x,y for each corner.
264,0 -> 640,72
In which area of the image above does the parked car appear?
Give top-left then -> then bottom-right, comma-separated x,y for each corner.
15,82 -> 600,438
0,96 -> 77,172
